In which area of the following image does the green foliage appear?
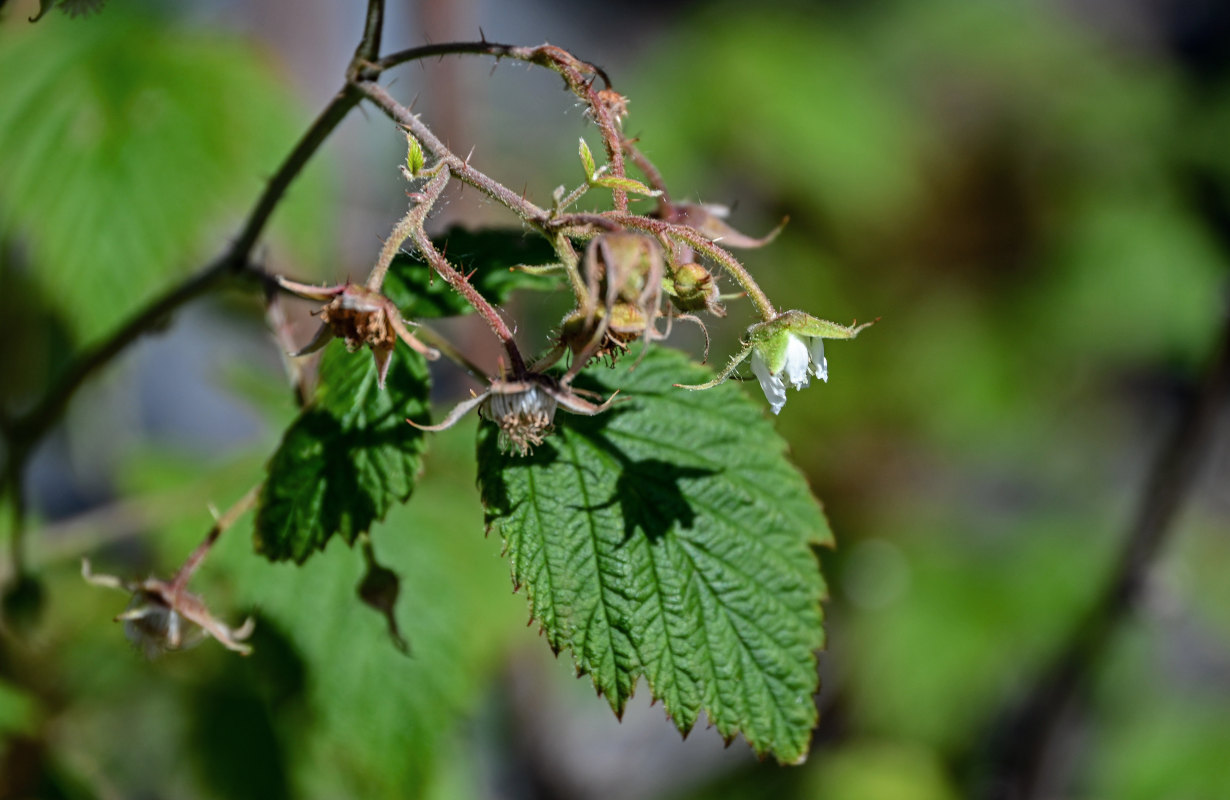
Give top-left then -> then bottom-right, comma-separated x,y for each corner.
0,11 -> 328,344
230,433 -> 519,798
383,228 -> 560,319
801,742 -> 958,800
255,342 -> 430,562
477,347 -> 832,763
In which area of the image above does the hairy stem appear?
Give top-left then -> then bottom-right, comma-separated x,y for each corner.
366,198 -> 423,292
355,81 -> 550,225
170,485 -> 259,595
405,169 -> 528,375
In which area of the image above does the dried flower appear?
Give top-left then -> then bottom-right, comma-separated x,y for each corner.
82,560 -> 254,657
411,372 -> 617,455
277,278 -> 438,388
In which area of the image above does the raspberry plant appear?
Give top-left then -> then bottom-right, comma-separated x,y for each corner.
1,0 -> 873,765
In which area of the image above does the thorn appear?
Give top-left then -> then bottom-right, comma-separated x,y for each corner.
409,92 -> 421,112
464,145 -> 476,166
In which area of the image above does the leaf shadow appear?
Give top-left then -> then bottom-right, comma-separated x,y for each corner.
478,388 -> 716,545
561,409 -> 717,545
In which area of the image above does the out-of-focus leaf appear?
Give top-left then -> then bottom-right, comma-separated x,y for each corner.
231,434 -> 518,798
842,516 -> 1110,750
477,346 -> 831,763
0,678 -> 39,736
802,741 -> 958,800
383,228 -> 560,319
0,12 -> 329,344
630,12 -> 921,231
254,341 -> 429,563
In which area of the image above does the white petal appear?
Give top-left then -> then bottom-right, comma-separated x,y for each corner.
782,334 -> 811,391
751,349 -> 788,414
808,337 -> 828,383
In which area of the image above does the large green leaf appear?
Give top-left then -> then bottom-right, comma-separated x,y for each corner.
383,228 -> 561,319
476,347 -> 832,763
0,12 -> 329,344
254,342 -> 429,562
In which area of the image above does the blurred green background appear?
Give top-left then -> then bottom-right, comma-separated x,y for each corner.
2,0 -> 1229,798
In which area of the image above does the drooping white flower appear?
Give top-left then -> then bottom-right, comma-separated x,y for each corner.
674,310 -> 871,415
749,332 -> 828,414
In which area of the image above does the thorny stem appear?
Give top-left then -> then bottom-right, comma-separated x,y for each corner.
975,304 -> 1230,800
0,4 -> 385,520
2,89 -> 361,504
169,485 -> 259,596
366,190 -> 428,292
541,47 -> 629,212
405,169 -> 528,375
354,80 -> 551,223
375,40 -> 612,89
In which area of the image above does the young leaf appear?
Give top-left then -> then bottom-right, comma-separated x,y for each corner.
254,342 -> 430,563
383,228 -> 561,319
404,132 -> 425,177
578,137 -> 597,179
592,175 -> 663,197
476,347 -> 832,763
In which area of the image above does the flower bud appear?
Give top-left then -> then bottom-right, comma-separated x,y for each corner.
665,262 -> 724,316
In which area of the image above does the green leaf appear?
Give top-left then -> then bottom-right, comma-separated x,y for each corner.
254,342 -> 430,562
383,228 -> 561,319
578,137 -> 597,178
592,175 -> 662,197
476,346 -> 831,763
0,12 -> 330,344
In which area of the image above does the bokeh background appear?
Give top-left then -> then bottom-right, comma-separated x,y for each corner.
2,0 -> 1229,798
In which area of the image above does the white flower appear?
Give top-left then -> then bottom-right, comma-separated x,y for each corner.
749,333 -> 828,415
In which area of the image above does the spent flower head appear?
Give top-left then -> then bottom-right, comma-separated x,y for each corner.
410,371 -> 618,455
278,277 -> 439,388
82,560 -> 254,657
